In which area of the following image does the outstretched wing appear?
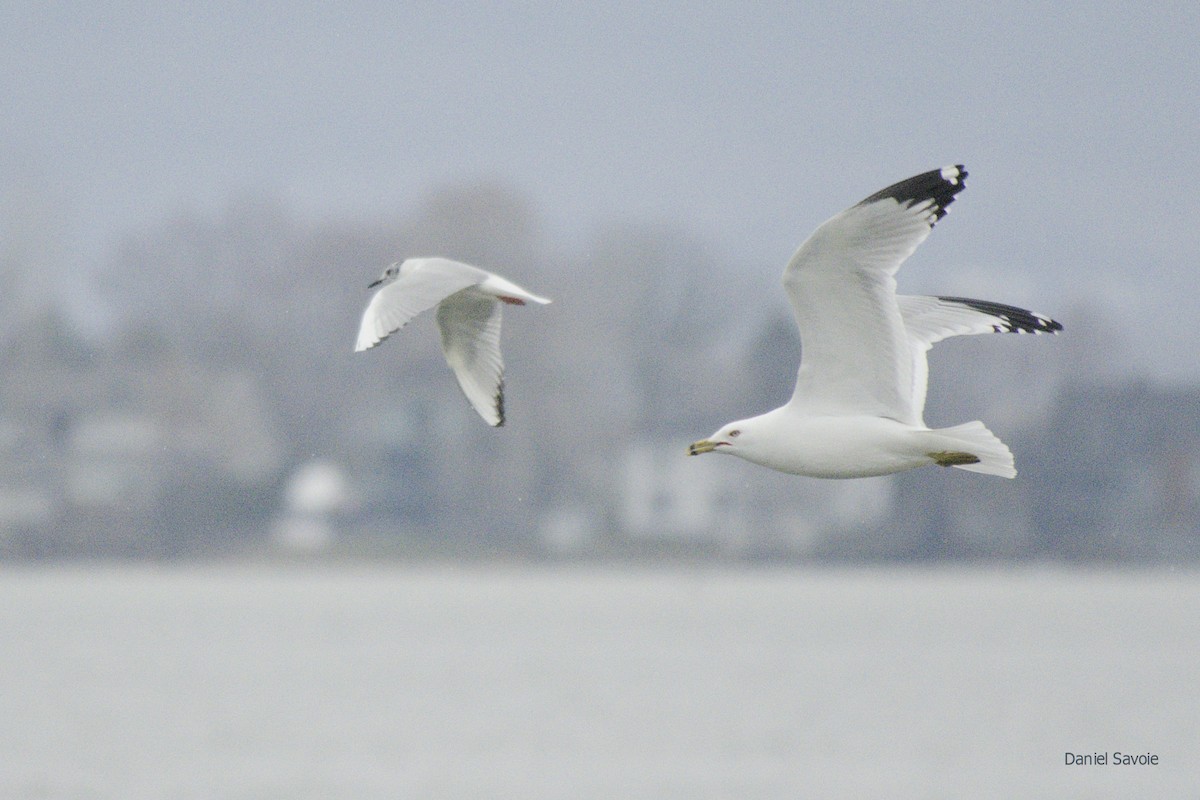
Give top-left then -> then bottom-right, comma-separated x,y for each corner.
354,258 -> 485,352
782,165 -> 966,425
437,290 -> 506,426
899,294 -> 1062,419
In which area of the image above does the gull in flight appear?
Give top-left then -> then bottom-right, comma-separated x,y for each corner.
355,257 -> 550,426
688,166 -> 1061,478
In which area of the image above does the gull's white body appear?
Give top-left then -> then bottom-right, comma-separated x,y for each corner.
705,412 -> 1012,479
354,257 -> 550,426
689,166 -> 1061,479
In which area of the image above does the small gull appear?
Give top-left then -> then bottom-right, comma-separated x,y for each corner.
355,257 -> 550,426
688,166 -> 1061,478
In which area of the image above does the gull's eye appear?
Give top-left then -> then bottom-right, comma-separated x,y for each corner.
728,429 -> 741,438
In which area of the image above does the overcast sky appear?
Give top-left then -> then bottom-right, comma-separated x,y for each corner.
4,3 -> 1198,377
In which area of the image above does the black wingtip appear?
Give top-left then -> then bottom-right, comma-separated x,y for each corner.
493,378 -> 506,427
937,296 -> 1063,334
859,165 -> 967,225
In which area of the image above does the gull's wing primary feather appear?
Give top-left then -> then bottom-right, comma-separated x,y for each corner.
899,294 -> 1062,419
354,258 -> 486,352
437,290 -> 507,426
782,166 -> 966,424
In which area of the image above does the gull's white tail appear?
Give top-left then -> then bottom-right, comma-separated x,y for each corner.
932,421 -> 1017,478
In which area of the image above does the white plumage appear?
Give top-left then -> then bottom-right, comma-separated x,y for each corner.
354,257 -> 550,426
688,166 -> 1061,479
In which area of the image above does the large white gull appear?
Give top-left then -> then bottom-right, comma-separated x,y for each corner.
354,257 -> 550,426
688,165 -> 1061,479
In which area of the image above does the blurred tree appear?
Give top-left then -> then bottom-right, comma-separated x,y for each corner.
580,223 -> 723,432
400,179 -> 545,273
0,185 -> 75,356
744,314 -> 801,414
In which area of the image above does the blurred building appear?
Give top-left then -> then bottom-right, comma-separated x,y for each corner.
0,314 -> 284,558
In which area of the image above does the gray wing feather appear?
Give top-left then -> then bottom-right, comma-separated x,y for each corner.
783,167 -> 966,425
783,197 -> 937,423
437,290 -> 506,426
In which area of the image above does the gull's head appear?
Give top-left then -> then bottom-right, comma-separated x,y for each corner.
367,261 -> 402,289
687,423 -> 746,457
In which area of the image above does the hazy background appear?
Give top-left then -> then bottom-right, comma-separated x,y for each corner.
2,2 -> 1198,561
5,6 -> 1200,798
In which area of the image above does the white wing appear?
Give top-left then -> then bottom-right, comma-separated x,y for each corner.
899,294 -> 1062,420
783,166 -> 966,425
437,289 -> 506,426
354,258 -> 486,352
